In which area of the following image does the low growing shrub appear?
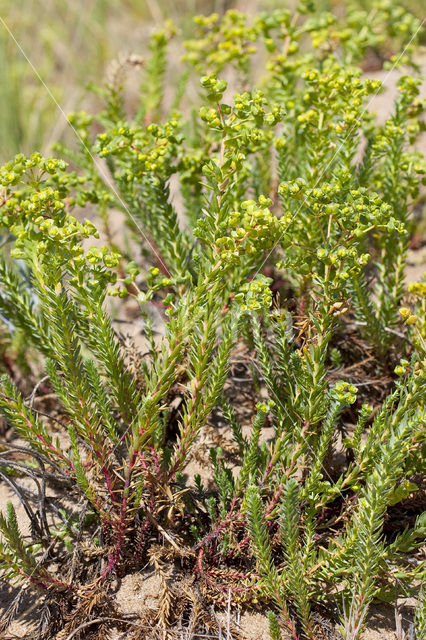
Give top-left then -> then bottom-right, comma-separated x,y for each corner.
0,3 -> 425,639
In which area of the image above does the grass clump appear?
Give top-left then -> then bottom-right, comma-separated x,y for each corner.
0,3 -> 425,639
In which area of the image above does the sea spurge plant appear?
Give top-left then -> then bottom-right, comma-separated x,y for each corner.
0,3 -> 425,639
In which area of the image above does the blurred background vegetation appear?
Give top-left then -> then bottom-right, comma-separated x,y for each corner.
0,0 -> 424,163
0,0 -> 225,162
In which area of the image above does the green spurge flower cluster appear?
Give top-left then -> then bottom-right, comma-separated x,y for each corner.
0,2 -> 425,639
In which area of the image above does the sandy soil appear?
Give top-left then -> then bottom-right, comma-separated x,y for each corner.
111,572 -> 416,639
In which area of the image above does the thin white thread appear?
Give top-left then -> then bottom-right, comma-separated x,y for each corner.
254,16 -> 426,277
0,16 -> 169,274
